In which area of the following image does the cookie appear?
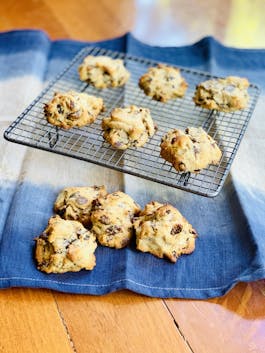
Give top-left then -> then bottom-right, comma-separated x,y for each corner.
160,127 -> 222,173
139,64 -> 188,102
44,90 -> 104,129
91,191 -> 141,249
193,76 -> 249,112
35,215 -> 97,273
133,201 -> 197,262
102,105 -> 157,149
54,185 -> 107,227
78,55 -> 130,89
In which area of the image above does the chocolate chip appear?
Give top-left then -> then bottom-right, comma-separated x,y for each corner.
171,137 -> 177,144
171,224 -> 183,235
92,199 -> 102,208
121,238 -> 130,247
69,100 -> 75,109
57,104 -> 64,114
190,229 -> 197,235
76,196 -> 88,205
99,215 -> 110,225
165,210 -> 171,214
69,110 -> 81,118
76,229 -> 85,236
193,146 -> 199,155
106,225 -> 122,235
185,128 -> 189,134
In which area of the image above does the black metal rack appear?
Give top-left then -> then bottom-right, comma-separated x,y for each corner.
4,46 -> 260,197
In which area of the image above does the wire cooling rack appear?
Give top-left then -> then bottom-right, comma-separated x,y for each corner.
4,46 -> 260,197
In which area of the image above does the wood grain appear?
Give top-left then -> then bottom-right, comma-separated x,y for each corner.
0,0 -> 134,41
0,288 -> 73,353
165,281 -> 265,353
53,290 -> 192,353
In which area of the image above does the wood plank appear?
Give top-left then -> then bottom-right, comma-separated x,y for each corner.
54,290 -> 193,353
0,0 -> 68,39
44,0 -> 135,41
0,288 -> 73,353
0,0 -> 134,41
165,281 -> 265,353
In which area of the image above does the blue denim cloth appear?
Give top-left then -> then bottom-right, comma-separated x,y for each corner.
0,30 -> 264,298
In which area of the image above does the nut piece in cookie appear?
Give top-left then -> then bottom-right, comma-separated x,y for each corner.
102,105 -> 157,149
160,127 -> 222,173
78,55 -> 130,89
193,76 -> 249,112
139,64 -> 188,102
91,191 -> 141,249
133,201 -> 197,262
44,90 -> 104,129
54,185 -> 107,228
35,215 -> 97,273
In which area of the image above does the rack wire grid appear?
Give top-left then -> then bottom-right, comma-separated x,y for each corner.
4,46 -> 260,197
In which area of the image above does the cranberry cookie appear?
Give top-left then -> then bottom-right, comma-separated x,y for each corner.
91,191 -> 141,249
35,216 -> 97,273
193,76 -> 249,112
44,91 -> 104,129
102,105 -> 157,149
133,201 -> 197,262
139,64 -> 188,102
54,185 -> 107,227
78,55 -> 130,88
160,127 -> 222,173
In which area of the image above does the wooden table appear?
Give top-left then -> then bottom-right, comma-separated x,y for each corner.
0,1 -> 264,352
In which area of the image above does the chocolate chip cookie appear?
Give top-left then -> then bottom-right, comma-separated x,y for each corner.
133,201 -> 197,262
78,55 -> 130,88
54,185 -> 107,227
35,215 -> 97,273
193,76 -> 249,112
91,191 -> 141,249
44,91 -> 104,129
102,105 -> 157,149
139,64 -> 188,102
160,127 -> 222,173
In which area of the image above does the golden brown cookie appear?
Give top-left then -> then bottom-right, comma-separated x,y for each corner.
139,64 -> 188,102
78,55 -> 130,88
160,127 -> 222,173
35,216 -> 97,273
44,90 -> 104,129
133,201 -> 197,262
54,185 -> 107,227
91,191 -> 141,249
102,105 -> 157,149
193,76 -> 249,112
